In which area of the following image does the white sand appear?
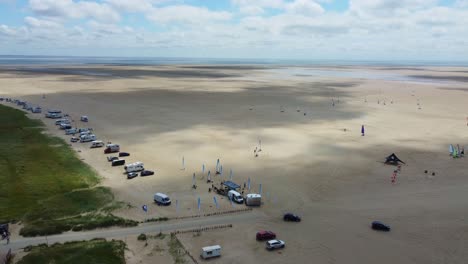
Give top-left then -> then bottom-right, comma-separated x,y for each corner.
1,65 -> 468,263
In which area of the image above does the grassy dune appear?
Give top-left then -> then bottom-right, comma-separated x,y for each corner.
0,105 -> 137,235
17,239 -> 126,264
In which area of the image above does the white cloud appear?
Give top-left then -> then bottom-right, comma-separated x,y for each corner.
105,0 -> 154,13
0,24 -> 16,36
148,5 -> 232,24
29,0 -> 120,22
25,16 -> 62,29
285,0 -> 324,16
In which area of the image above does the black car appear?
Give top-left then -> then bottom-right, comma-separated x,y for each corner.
127,172 -> 138,179
371,221 -> 391,232
107,156 -> 119,162
283,213 -> 301,222
119,152 -> 130,157
140,170 -> 154,177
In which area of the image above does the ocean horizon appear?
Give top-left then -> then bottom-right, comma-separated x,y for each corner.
1,55 -> 468,67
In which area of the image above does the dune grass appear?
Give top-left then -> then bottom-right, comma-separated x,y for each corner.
17,239 -> 126,264
0,104 -> 135,236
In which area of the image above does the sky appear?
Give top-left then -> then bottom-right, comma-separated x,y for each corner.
0,0 -> 468,61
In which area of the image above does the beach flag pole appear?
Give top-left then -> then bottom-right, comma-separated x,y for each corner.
181,156 -> 185,170
197,197 -> 201,213
248,177 -> 251,191
202,164 -> 205,174
229,169 -> 233,181
175,199 -> 179,214
207,170 -> 211,183
259,183 -> 262,195
213,196 -> 219,209
192,173 -> 196,187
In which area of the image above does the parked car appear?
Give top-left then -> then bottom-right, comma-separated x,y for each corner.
256,231 -> 276,241
127,172 -> 138,179
70,137 -> 79,143
283,213 -> 301,222
107,156 -> 119,162
140,170 -> 154,177
119,152 -> 130,157
371,221 -> 391,232
266,240 -> 285,250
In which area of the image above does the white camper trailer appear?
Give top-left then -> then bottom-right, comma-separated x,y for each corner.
90,140 -> 104,148
104,144 -> 120,154
124,162 -> 144,173
154,193 -> 171,205
228,190 -> 244,204
80,134 -> 96,143
245,194 -> 262,206
201,245 -> 221,259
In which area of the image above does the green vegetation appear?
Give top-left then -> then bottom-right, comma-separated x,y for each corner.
0,105 -> 99,223
0,105 -> 133,236
137,233 -> 147,241
168,234 -> 187,264
17,239 -> 126,264
20,213 -> 138,237
144,217 -> 169,223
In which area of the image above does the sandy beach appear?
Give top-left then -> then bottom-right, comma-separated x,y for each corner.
1,64 -> 468,263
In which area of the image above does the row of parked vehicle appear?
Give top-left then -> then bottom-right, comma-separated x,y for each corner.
1,98 -> 42,113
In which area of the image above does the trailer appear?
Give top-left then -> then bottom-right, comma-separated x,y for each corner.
124,162 -> 144,173
201,245 -> 221,259
245,194 -> 262,206
90,140 -> 104,148
80,134 -> 96,143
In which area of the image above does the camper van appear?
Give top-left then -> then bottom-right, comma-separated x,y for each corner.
154,193 -> 171,205
80,134 -> 96,143
124,162 -> 144,173
46,112 -> 63,119
90,140 -> 104,148
65,128 -> 78,135
60,123 -> 72,130
200,245 -> 221,259
78,128 -> 93,133
228,190 -> 244,204
104,144 -> 120,154
245,194 -> 262,206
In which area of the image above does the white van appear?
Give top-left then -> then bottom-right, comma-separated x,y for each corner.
228,190 -> 244,204
104,144 -> 120,154
80,134 -> 96,143
245,194 -> 262,206
55,119 -> 70,125
154,193 -> 171,206
90,140 -> 104,148
201,245 -> 221,259
65,128 -> 78,135
124,162 -> 144,173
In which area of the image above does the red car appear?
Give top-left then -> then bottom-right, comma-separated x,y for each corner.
256,231 -> 276,241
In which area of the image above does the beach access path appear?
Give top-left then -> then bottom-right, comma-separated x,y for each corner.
1,210 -> 263,251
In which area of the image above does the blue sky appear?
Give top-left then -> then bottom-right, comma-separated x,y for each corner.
1,0 -> 468,60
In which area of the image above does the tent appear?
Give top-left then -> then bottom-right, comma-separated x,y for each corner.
385,153 -> 405,165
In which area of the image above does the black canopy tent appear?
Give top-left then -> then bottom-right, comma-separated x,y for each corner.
385,153 -> 405,165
